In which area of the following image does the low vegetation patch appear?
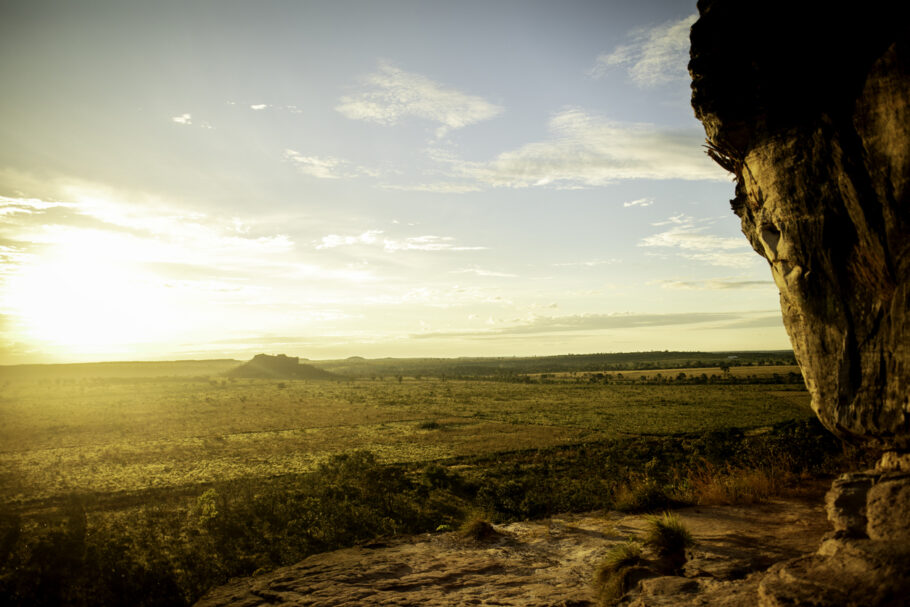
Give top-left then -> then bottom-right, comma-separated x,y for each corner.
459,512 -> 498,541
593,541 -> 647,605
0,353 -> 858,607
645,512 -> 695,573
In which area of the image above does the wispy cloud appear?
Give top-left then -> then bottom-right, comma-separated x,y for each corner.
378,182 -> 481,194
368,285 -> 509,307
385,235 -> 486,252
639,214 -> 757,267
316,230 -> 486,253
551,258 -> 619,268
284,149 -> 378,180
434,109 -> 725,188
316,230 -> 384,249
590,13 -> 697,87
659,278 -> 775,290
284,151 -> 348,179
451,267 -> 517,278
170,113 -> 213,129
0,193 -> 388,288
624,197 -> 654,208
250,104 -> 268,111
412,310 -> 778,338
336,62 -> 503,138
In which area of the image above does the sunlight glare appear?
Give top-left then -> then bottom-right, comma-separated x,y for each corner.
4,230 -> 183,354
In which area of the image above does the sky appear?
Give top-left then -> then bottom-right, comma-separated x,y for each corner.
0,0 -> 791,364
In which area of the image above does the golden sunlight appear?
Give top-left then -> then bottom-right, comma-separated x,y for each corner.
4,230 -> 183,354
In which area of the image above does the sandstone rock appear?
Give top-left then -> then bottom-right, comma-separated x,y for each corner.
824,472 -> 878,538
690,0 -> 910,451
195,500 -> 829,606
758,539 -> 910,607
690,1 -> 910,603
638,576 -> 699,596
877,451 -> 910,472
866,473 -> 910,542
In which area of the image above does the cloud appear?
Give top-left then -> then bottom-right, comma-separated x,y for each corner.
412,310 -> 778,339
659,278 -> 775,290
316,230 -> 384,249
591,13 -> 697,87
639,214 -> 757,267
284,150 -> 348,179
336,62 -> 503,137
551,258 -> 619,268
451,267 -> 517,278
368,285 -> 509,307
284,149 -> 379,180
383,235 -> 486,252
378,182 -> 481,194
315,230 -> 486,252
434,109 -> 726,188
623,197 -> 654,208
0,193 -> 320,281
170,113 -> 213,129
250,104 -> 268,110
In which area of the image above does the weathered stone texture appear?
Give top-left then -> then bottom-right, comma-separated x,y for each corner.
866,473 -> 910,542
690,1 -> 910,603
825,473 -> 878,539
690,0 -> 910,450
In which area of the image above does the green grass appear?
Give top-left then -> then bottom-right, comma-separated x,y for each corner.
0,362 -> 825,606
593,542 -> 647,605
0,418 -> 847,607
0,376 -> 813,505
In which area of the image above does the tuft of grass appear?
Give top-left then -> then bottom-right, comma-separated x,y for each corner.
686,462 -> 783,505
644,512 -> 694,573
459,512 -> 498,541
596,541 -> 644,577
593,542 -> 649,606
613,479 -> 673,513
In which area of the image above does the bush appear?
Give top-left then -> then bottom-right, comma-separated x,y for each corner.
613,479 -> 674,513
459,512 -> 498,541
593,542 -> 648,606
644,512 -> 694,573
686,462 -> 780,505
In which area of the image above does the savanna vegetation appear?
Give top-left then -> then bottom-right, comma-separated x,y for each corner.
0,352 -> 864,605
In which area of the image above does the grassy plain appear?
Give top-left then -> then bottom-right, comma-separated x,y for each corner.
1,354 -> 845,606
1,372 -> 810,506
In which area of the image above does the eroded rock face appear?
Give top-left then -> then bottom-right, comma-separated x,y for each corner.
690,1 -> 910,603
690,0 -> 910,450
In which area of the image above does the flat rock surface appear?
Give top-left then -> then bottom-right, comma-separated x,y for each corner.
196,495 -> 829,607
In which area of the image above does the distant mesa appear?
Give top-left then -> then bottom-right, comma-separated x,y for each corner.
226,354 -> 340,380
346,356 -> 365,361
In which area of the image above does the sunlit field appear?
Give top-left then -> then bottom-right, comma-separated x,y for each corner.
1,363 -> 810,506
2,355 -> 842,606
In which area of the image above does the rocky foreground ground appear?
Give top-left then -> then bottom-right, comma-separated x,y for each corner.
195,491 -> 829,607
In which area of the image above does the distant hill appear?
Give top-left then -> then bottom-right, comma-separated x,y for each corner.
308,350 -> 797,378
225,354 -> 341,380
0,359 -> 240,380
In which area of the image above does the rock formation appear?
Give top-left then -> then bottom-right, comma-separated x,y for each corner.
195,500 -> 830,607
690,0 -> 910,603
226,353 -> 340,380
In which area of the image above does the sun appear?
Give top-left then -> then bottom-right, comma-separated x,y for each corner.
3,230 -> 183,356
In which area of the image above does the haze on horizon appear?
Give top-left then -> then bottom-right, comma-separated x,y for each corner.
0,0 -> 789,365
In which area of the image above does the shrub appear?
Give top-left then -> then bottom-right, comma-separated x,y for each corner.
644,512 -> 694,573
593,542 -> 648,606
459,512 -> 497,541
613,479 -> 673,513
597,541 -> 644,574
686,462 -> 779,505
